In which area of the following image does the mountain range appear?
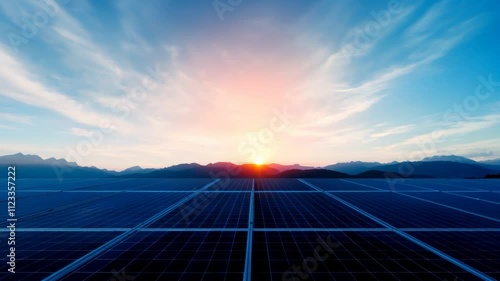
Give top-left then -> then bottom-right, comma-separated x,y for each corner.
1,153 -> 499,179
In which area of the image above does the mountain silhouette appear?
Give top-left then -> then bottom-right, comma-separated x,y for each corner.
1,152 -> 500,179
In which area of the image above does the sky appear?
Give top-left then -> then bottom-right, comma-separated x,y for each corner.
0,0 -> 499,170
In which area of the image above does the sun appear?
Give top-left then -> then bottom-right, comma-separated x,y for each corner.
254,158 -> 263,165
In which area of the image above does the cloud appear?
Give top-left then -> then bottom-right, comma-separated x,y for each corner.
0,113 -> 32,125
0,45 -> 121,128
370,125 -> 415,139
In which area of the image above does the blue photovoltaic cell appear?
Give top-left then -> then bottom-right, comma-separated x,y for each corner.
0,231 -> 122,281
406,179 -> 487,191
74,178 -> 176,191
21,178 -> 127,190
333,192 -> 500,228
14,178 -> 63,189
205,178 -> 253,191
436,179 -> 500,191
134,178 -> 214,191
60,231 -> 247,281
409,231 -> 500,280
255,178 -> 314,191
149,192 -> 250,228
401,192 -> 500,219
255,192 -> 382,228
351,179 -> 436,191
4,178 -> 500,279
449,191 -> 500,204
305,179 -> 383,191
1,191 -> 117,218
252,231 -> 477,280
16,192 -> 189,228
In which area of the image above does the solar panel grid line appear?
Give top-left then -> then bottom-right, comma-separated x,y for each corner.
444,192 -> 500,205
448,191 -> 500,204
300,179 -> 497,281
339,179 -> 386,191
401,192 -> 500,220
0,191 -> 122,223
371,178 -> 439,192
412,179 -> 490,192
41,178 -> 221,281
331,192 -> 500,229
148,192 -> 249,228
243,179 -> 255,281
395,192 -> 500,223
15,192 -> 190,228
62,231 -> 247,280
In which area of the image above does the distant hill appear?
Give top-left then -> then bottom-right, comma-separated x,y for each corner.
2,152 -> 500,179
131,163 -> 280,178
422,155 -> 478,165
268,163 -> 316,172
117,166 -> 158,175
323,161 -> 382,175
480,158 -> 500,166
0,153 -> 112,178
371,161 -> 498,178
354,170 -> 432,178
277,169 -> 350,178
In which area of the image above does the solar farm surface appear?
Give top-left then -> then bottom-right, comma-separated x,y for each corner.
1,178 -> 500,281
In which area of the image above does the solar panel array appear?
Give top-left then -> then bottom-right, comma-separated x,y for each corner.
1,178 -> 499,280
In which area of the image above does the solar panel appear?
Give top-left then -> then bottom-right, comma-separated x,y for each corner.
1,191 -> 116,217
333,192 -> 500,228
59,231 -> 247,281
252,231 -> 478,280
255,179 -> 314,191
0,231 -> 122,281
14,192 -> 189,228
405,179 -> 487,192
305,179 -> 383,191
134,178 -> 214,191
6,178 -> 500,279
205,178 -> 253,191
353,179 -> 440,191
254,192 -> 382,228
449,191 -> 500,204
409,231 -> 500,280
149,192 -> 250,228
401,192 -> 500,220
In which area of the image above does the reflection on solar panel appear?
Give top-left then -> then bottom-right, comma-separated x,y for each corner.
255,179 -> 313,191
0,231 -> 122,281
409,231 -> 500,280
61,231 -> 247,281
255,192 -> 382,228
305,179 -> 383,191
15,192 -> 188,228
150,192 -> 250,228
2,178 -> 499,280
333,192 -> 500,228
252,231 -> 477,280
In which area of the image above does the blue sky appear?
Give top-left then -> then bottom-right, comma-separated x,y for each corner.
0,0 -> 499,170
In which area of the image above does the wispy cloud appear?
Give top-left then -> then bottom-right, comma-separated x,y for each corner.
370,124 -> 415,139
0,113 -> 32,125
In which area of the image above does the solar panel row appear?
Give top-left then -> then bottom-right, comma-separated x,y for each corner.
0,178 -> 498,280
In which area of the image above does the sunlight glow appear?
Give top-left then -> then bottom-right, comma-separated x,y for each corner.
254,158 -> 263,165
